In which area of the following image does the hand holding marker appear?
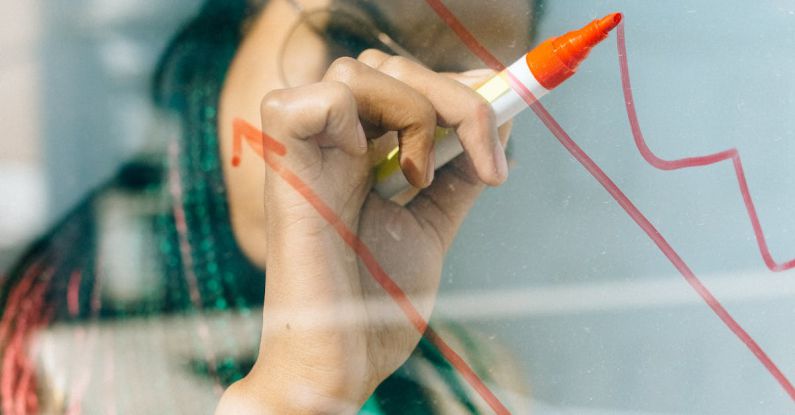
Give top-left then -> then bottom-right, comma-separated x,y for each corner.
375,13 -> 623,198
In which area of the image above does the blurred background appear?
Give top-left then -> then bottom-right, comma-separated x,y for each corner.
2,0 -> 794,414
0,0 -> 202,270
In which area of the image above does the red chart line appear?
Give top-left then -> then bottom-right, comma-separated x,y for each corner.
423,0 -> 795,403
616,24 -> 795,273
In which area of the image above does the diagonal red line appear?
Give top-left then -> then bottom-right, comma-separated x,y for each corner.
422,0 -> 795,404
422,0 -> 506,71
233,120 -> 511,414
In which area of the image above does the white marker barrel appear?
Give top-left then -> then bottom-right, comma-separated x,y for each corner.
374,56 -> 550,199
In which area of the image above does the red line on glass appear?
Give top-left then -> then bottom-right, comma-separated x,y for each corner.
67,270 -> 82,317
422,0 -> 794,403
616,24 -> 795,273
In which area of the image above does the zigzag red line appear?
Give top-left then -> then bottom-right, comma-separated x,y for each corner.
422,0 -> 795,404
616,23 -> 795,272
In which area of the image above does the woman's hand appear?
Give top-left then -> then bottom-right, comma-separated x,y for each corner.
216,51 -> 511,414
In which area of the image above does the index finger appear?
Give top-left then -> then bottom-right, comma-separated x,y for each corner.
358,50 -> 509,186
323,57 -> 438,188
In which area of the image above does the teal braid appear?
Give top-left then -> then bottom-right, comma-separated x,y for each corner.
148,0 -> 266,386
153,0 -> 264,315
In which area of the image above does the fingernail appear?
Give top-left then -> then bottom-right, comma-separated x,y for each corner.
357,123 -> 367,150
425,149 -> 435,186
494,141 -> 509,182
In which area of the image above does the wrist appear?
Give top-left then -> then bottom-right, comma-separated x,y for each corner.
215,379 -> 276,415
217,374 -> 366,415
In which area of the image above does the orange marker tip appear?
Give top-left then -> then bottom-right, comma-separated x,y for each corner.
525,12 -> 623,89
231,155 -> 241,167
598,13 -> 623,33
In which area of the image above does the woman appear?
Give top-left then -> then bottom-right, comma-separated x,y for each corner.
1,0 -> 540,413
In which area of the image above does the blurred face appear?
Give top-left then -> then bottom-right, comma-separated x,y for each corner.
277,0 -> 536,87
220,0 -> 536,268
337,0 -> 535,71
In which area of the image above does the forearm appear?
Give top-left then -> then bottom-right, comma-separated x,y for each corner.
215,224 -> 369,414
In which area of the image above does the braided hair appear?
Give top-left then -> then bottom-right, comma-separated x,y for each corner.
0,1 -> 542,412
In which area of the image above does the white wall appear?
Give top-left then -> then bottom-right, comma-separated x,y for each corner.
0,0 -> 46,266
0,0 -> 202,270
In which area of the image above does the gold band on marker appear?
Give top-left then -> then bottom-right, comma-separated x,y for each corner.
373,70 -> 513,184
476,71 -> 513,103
374,126 -> 452,183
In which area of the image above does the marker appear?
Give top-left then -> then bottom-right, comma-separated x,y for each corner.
374,12 -> 623,198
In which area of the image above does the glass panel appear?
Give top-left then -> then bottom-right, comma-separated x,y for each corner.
1,1 -> 793,414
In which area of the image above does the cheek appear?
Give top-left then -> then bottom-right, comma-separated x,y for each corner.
223,148 -> 270,270
232,208 -> 269,271
281,19 -> 334,87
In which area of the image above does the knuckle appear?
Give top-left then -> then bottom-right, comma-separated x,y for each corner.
420,111 -> 437,135
357,48 -> 387,66
404,95 -> 436,134
319,81 -> 355,117
414,120 -> 436,152
260,89 -> 288,119
324,56 -> 361,83
471,97 -> 496,126
321,81 -> 354,105
378,55 -> 414,79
